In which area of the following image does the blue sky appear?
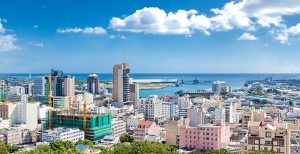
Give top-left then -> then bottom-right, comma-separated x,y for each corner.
1,0 -> 300,73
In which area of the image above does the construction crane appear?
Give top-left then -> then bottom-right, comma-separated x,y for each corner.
83,100 -> 87,135
47,74 -> 53,129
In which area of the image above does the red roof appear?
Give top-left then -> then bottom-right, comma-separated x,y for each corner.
138,120 -> 154,127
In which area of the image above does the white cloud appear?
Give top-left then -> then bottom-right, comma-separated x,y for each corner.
275,23 -> 300,44
0,22 -> 4,33
210,1 -> 253,31
0,34 -> 18,52
109,34 -> 127,40
57,27 -> 106,35
108,1 -> 300,43
238,33 -> 257,41
0,20 -> 18,52
109,7 -> 211,35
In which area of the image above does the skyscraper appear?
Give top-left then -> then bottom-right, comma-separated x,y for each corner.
64,76 -> 75,96
113,63 -> 130,103
87,74 -> 99,94
34,77 -> 45,96
51,69 -> 64,96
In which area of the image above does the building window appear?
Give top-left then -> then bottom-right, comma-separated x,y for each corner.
265,141 -> 272,145
265,132 -> 272,138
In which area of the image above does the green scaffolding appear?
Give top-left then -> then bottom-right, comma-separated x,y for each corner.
51,112 -> 112,141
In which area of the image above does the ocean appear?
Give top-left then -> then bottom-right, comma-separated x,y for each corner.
1,73 -> 300,97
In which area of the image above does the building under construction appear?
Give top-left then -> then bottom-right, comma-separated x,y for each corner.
51,110 -> 112,142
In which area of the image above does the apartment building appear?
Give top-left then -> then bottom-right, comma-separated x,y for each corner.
42,127 -> 84,143
133,120 -> 160,141
178,122 -> 230,151
246,118 -> 290,154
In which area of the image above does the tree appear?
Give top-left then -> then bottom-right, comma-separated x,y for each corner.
19,144 -> 53,154
49,140 -> 76,153
109,141 -> 177,154
205,149 -> 231,154
0,141 -> 8,154
7,144 -> 18,153
119,134 -> 134,143
76,139 -> 94,146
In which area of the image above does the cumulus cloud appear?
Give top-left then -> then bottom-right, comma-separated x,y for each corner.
0,20 -> 18,52
238,33 -> 257,41
57,27 -> 106,35
275,23 -> 300,44
109,7 -> 211,35
0,34 -> 18,52
109,0 -> 300,43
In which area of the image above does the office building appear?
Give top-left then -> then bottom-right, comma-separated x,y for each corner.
87,74 -> 99,94
129,83 -> 139,106
113,63 -> 130,103
34,77 -> 45,96
51,69 -> 64,96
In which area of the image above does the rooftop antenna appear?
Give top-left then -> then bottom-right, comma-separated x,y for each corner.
123,51 -> 126,63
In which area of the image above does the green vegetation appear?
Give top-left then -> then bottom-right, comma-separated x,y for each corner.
0,141 -> 18,154
102,141 -> 178,154
119,134 -> 134,143
0,141 -> 9,154
76,139 -> 94,146
2,140 -> 276,154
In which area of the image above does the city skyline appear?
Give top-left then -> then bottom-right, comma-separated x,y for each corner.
1,0 -> 300,73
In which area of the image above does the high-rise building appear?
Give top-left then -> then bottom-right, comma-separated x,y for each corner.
214,107 -> 225,125
187,106 -> 206,127
87,74 -> 99,94
113,63 -> 130,103
162,102 -> 176,120
51,69 -> 64,96
129,82 -> 139,106
64,76 -> 75,96
0,102 -> 38,130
